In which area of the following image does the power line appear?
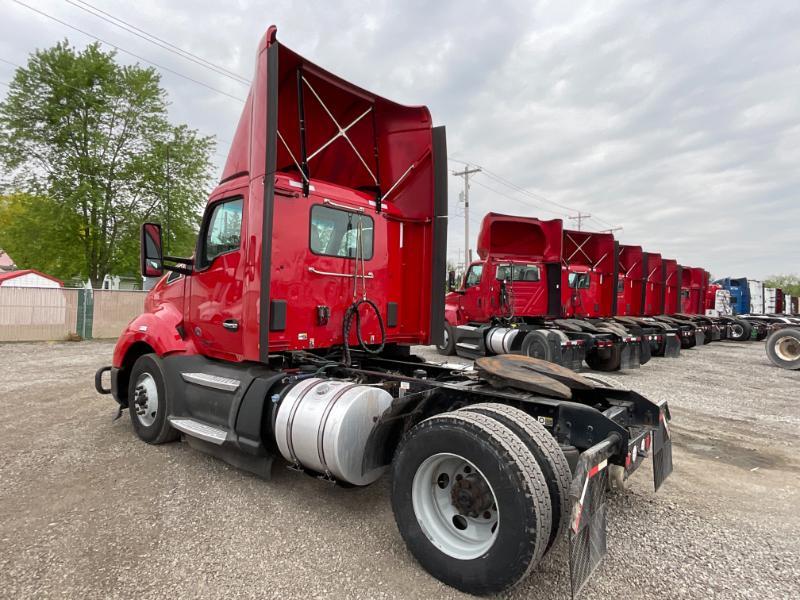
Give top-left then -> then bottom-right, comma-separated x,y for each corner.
469,177 -> 569,219
10,0 -> 246,102
448,155 -> 623,230
63,0 -> 250,86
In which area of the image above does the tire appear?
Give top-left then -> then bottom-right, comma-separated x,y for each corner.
127,354 -> 179,444
765,328 -> 800,370
436,323 -> 456,356
585,346 -> 621,371
520,330 -> 552,362
458,403 -> 571,554
728,319 -> 752,342
391,411 -> 551,595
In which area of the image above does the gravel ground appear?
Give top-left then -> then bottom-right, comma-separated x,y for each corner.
0,340 -> 798,599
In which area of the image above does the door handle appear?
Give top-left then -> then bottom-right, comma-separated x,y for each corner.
223,319 -> 239,331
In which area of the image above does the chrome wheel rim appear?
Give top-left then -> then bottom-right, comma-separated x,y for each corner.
775,336 -> 800,362
411,452 -> 499,560
440,327 -> 450,349
731,324 -> 744,338
133,373 -> 159,427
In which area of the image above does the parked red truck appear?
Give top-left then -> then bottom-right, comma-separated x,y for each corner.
613,245 -> 681,357
94,27 -> 671,597
439,214 -> 644,371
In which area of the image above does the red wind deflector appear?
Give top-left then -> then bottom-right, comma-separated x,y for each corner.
476,213 -> 563,261
562,230 -> 615,274
222,28 -> 434,220
618,245 -> 643,281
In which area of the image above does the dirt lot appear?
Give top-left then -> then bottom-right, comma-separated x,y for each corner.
0,340 -> 798,599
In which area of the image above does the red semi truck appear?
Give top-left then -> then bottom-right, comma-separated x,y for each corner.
613,245 -> 681,357
439,214 -> 642,371
559,229 -> 649,369
93,27 -> 672,597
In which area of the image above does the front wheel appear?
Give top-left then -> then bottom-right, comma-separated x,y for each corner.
436,323 -> 456,356
127,354 -> 179,444
391,411 -> 551,595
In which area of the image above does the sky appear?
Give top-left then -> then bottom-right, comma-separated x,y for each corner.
1,0 -> 799,280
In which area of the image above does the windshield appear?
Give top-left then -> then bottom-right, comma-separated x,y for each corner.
496,264 -> 540,282
568,272 -> 591,289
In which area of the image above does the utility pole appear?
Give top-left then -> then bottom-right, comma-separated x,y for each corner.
600,226 -> 623,234
568,212 -> 591,231
453,165 -> 481,264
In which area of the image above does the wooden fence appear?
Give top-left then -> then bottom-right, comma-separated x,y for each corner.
0,287 -> 146,342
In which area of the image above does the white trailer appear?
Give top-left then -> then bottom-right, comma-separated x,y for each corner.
749,280 -> 764,314
765,287 -> 778,314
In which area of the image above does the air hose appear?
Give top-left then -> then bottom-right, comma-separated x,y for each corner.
342,298 -> 386,366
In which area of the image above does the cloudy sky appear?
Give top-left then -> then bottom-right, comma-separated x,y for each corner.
2,0 -> 799,279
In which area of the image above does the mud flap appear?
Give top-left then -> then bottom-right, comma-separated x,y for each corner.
663,333 -> 681,358
694,330 -> 705,347
568,435 -> 618,598
652,408 -> 673,492
638,337 -> 651,365
557,342 -> 585,372
619,342 -> 640,370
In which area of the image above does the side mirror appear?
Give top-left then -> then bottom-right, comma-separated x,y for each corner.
140,222 -> 164,278
448,270 -> 456,292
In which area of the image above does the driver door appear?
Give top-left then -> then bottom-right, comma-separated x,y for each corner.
459,262 -> 487,322
186,194 -> 246,361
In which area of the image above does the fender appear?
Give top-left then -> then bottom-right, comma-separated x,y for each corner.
112,303 -> 198,368
444,292 -> 465,326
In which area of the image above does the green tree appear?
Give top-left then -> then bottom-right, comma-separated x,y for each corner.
0,41 -> 213,286
765,274 -> 800,297
0,192 -> 84,279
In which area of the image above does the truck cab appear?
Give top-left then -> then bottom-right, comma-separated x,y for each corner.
445,258 -> 549,325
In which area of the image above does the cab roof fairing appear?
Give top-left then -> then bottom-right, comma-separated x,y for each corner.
618,244 -> 644,281
220,26 -> 436,221
643,251 -> 664,284
476,212 -> 563,262
562,229 -> 616,274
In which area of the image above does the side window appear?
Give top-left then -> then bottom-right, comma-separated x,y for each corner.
568,272 -> 591,289
617,276 -> 625,293
496,264 -> 540,282
203,198 -> 243,265
310,205 -> 374,260
464,264 -> 483,288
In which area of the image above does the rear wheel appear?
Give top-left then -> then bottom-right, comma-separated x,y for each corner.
765,328 -> 800,370
520,330 -> 552,362
459,403 -> 571,554
127,354 -> 179,444
436,323 -> 456,356
391,411 -> 551,595
729,319 -> 752,342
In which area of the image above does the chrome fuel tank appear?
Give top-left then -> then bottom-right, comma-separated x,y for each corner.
274,377 -> 393,486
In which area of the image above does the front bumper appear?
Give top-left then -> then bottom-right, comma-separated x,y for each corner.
94,366 -> 124,406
